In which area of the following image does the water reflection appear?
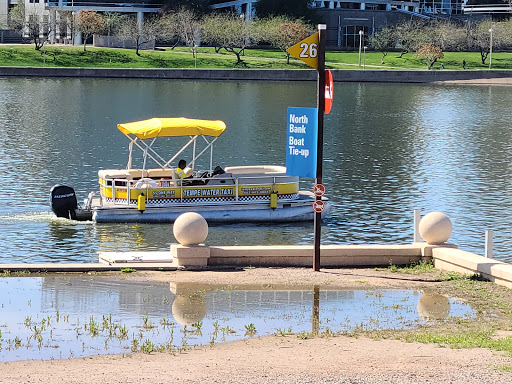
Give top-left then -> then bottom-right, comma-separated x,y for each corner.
417,292 -> 451,320
0,276 -> 472,361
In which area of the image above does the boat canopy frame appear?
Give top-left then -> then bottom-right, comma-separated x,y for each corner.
119,118 -> 226,174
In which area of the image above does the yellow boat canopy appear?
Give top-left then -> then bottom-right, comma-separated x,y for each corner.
117,117 -> 227,139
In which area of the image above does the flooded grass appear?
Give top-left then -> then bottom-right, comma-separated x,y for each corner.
0,275 -> 474,362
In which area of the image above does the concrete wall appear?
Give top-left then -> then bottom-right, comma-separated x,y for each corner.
208,244 -> 426,267
0,66 -> 511,83
434,247 -> 512,289
169,243 -> 437,268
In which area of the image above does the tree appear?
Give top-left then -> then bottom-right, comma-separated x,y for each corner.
57,11 -> 77,44
78,10 -> 105,51
255,0 -> 319,24
161,0 -> 211,15
371,27 -> 395,64
201,12 -> 255,65
103,12 -> 124,44
428,21 -> 467,52
172,8 -> 201,56
117,15 -> 160,56
256,17 -> 313,64
468,21 -> 497,65
415,44 -> 444,70
394,21 -> 426,58
9,3 -> 52,50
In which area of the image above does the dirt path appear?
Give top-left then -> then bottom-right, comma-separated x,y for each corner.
1,334 -> 511,383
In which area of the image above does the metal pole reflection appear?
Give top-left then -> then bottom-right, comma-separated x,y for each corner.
312,285 -> 320,335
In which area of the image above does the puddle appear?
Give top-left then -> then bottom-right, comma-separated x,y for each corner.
0,276 -> 474,361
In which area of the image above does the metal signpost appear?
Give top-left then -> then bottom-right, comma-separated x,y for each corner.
287,25 -> 332,271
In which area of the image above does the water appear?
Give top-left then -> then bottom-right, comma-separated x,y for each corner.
0,276 -> 473,361
0,78 -> 511,262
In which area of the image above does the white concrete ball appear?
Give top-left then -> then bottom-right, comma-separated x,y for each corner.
173,212 -> 208,245
419,212 -> 452,244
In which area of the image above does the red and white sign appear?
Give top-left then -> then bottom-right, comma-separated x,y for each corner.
313,183 -> 326,197
324,70 -> 333,114
313,200 -> 325,213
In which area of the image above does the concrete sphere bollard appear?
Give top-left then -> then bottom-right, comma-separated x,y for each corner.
419,212 -> 452,244
173,212 -> 208,245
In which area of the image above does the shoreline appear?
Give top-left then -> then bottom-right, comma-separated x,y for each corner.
1,267 -> 512,383
0,66 -> 511,83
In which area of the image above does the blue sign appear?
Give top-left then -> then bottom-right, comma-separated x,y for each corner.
286,107 -> 318,178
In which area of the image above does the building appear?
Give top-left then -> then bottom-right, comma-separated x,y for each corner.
0,0 -> 161,44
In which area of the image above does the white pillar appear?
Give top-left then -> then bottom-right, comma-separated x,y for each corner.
137,11 -> 144,31
74,10 -> 82,45
49,9 -> 56,44
360,2 -> 366,10
414,209 -> 421,243
485,230 -> 493,258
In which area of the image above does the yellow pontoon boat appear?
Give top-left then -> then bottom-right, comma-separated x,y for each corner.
50,118 -> 331,223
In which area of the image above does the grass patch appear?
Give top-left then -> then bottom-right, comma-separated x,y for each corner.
317,270 -> 512,364
1,44 -> 512,70
388,260 -> 435,274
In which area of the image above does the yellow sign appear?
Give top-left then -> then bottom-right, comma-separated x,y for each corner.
286,32 -> 319,70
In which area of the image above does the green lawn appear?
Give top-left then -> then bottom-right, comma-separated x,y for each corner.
0,44 -> 510,70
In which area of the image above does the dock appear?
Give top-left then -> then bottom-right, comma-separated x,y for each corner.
0,243 -> 510,290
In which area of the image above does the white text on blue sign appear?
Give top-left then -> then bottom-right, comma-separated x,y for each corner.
286,107 -> 318,178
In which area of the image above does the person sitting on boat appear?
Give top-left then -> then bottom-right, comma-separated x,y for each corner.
176,159 -> 191,179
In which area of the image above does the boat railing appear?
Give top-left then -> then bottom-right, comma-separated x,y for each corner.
101,173 -> 299,206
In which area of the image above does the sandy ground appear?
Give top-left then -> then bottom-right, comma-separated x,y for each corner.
1,268 -> 512,383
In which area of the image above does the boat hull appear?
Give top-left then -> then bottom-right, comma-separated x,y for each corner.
93,201 -> 332,224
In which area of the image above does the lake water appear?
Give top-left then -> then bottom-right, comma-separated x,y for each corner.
0,78 -> 511,263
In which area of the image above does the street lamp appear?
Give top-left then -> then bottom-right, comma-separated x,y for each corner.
363,46 -> 367,70
358,30 -> 364,66
489,28 -> 493,70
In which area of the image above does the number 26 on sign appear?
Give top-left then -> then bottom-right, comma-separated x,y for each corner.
286,32 -> 320,70
300,42 -> 317,59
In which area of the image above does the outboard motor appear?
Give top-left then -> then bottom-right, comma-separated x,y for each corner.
50,185 -> 78,220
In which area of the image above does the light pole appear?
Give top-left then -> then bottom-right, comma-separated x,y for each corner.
363,46 -> 367,70
489,28 -> 493,70
358,30 -> 363,66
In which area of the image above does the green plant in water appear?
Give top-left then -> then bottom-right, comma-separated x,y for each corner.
118,325 -> 128,339
142,315 -> 155,329
244,323 -> 257,336
131,338 -> 139,352
160,317 -> 173,327
88,316 -> 99,337
140,339 -> 155,353
191,321 -> 203,330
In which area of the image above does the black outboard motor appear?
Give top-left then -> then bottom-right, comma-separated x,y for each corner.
50,185 -> 78,220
